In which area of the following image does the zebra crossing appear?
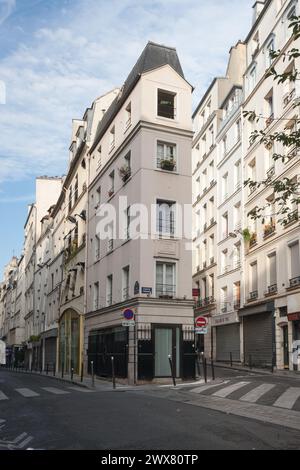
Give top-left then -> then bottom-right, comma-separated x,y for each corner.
190,380 -> 300,412
0,385 -> 94,401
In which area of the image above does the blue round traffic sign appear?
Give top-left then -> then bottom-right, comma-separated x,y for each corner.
123,308 -> 134,321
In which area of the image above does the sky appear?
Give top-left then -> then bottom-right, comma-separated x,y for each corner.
0,0 -> 254,271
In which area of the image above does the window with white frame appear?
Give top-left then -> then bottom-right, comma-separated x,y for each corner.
221,286 -> 228,312
234,243 -> 241,268
156,200 -> 176,236
93,282 -> 99,310
106,275 -> 113,306
109,126 -> 115,150
249,65 -> 257,93
289,241 -> 300,284
234,160 -> 241,190
250,261 -> 258,294
265,36 -> 275,69
222,173 -> 228,201
267,252 -> 277,289
122,266 -> 130,300
95,234 -> 100,261
157,141 -> 177,171
156,262 -> 176,298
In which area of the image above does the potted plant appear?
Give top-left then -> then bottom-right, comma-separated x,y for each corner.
160,159 -> 176,171
119,165 -> 131,182
242,228 -> 251,243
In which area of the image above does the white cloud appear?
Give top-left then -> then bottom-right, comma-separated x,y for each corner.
0,0 -> 253,186
0,0 -> 15,25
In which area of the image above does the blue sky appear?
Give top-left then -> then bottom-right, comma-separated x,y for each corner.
0,0 -> 253,271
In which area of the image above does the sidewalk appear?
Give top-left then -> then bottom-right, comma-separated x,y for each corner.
215,362 -> 300,379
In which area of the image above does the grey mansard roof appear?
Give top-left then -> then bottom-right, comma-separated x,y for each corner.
90,41 -> 186,153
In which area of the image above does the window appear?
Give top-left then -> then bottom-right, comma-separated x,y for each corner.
289,241 -> 300,281
265,89 -> 274,124
236,119 -> 242,142
268,252 -> 277,288
109,126 -> 115,150
74,175 -> 79,202
234,282 -> 241,307
234,243 -> 241,268
221,287 -> 228,312
157,142 -> 176,171
222,213 -> 229,239
209,125 -> 214,147
202,169 -> 207,190
202,277 -> 207,299
248,158 -> 256,194
106,275 -> 113,306
156,262 -> 176,298
97,146 -> 102,169
107,224 -> 114,252
209,234 -> 214,263
234,160 -> 241,190
209,161 -> 214,184
222,173 -> 228,201
125,102 -> 131,129
157,89 -> 176,119
109,171 -> 115,196
95,234 -> 100,261
221,136 -> 227,159
265,36 -> 275,69
234,203 -> 241,230
120,152 -> 131,182
286,6 -> 297,40
221,249 -> 228,274
126,206 -> 131,240
93,282 -> 99,310
249,65 -> 257,92
157,200 -> 176,236
250,261 -> 258,293
122,266 -> 130,300
68,186 -> 72,212
96,187 -> 101,207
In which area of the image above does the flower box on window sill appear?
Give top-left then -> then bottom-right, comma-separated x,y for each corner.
119,166 -> 131,183
108,190 -> 114,198
160,159 -> 176,172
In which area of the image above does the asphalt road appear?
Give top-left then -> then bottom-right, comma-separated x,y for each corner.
1,369 -> 300,450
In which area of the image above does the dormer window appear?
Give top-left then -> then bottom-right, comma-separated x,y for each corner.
158,89 -> 176,119
109,126 -> 115,151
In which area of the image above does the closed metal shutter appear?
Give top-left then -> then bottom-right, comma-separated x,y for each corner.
243,312 -> 273,367
44,338 -> 57,367
216,324 -> 240,362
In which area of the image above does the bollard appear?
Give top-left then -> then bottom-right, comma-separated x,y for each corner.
230,352 -> 233,367
91,361 -> 95,388
111,356 -> 116,390
81,363 -> 84,383
249,355 -> 252,370
53,363 -> 56,377
61,363 -> 64,379
71,368 -> 74,381
168,355 -> 176,387
211,359 -> 215,381
46,364 -> 49,375
203,357 -> 207,384
196,355 -> 201,377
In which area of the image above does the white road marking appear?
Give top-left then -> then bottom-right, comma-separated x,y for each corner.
273,387 -> 300,410
15,388 -> 39,398
68,387 -> 94,393
0,391 -> 8,401
42,387 -> 70,395
191,380 -> 230,394
213,381 -> 250,398
239,383 -> 275,403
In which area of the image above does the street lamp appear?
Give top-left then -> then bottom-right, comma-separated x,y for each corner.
67,211 -> 86,224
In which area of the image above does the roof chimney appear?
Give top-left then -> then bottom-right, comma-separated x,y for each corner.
252,1 -> 265,24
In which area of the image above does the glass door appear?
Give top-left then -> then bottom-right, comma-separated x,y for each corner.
154,326 -> 181,377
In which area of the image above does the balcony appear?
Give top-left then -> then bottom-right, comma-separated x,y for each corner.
265,113 -> 274,128
248,291 -> 258,302
283,210 -> 299,227
108,239 -> 114,252
283,89 -> 296,108
210,257 -> 215,266
123,287 -> 130,301
221,305 -> 228,313
286,147 -> 298,162
107,294 -> 113,306
234,260 -> 241,269
263,223 -> 276,239
289,276 -> 300,289
203,261 -> 207,269
266,166 -> 275,179
119,165 -> 132,182
265,284 -> 278,296
195,296 -> 215,309
156,284 -> 176,299
234,299 -> 241,310
249,233 -> 257,248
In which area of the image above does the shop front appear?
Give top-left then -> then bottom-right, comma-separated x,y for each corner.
239,301 -> 275,369
288,312 -> 300,371
58,309 -> 83,375
212,311 -> 241,363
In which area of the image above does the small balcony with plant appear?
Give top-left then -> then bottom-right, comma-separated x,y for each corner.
243,228 -> 257,248
263,221 -> 276,239
157,158 -> 177,172
119,165 -> 131,183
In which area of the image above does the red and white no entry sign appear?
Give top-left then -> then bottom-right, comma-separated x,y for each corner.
195,316 -> 208,328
